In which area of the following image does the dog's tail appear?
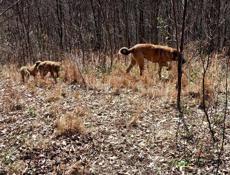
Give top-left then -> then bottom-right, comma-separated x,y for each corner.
119,47 -> 133,55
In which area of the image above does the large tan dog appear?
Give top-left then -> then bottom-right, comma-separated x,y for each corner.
119,43 -> 186,78
20,61 -> 41,82
37,61 -> 61,82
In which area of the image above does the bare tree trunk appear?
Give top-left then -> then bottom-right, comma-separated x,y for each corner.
90,0 -> 102,51
215,54 -> 229,173
151,0 -> 160,43
199,46 -> 216,144
172,0 -> 190,137
123,0 -> 130,47
56,0 -> 64,51
138,0 -> 144,43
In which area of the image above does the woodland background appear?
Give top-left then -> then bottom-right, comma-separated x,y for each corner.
0,0 -> 229,64
0,0 -> 229,174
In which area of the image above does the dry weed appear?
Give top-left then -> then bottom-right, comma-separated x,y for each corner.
199,79 -> 215,108
107,73 -> 138,90
127,104 -> 144,128
1,81 -> 22,112
55,112 -> 86,136
65,161 -> 91,175
7,160 -> 27,174
26,81 -> 37,94
85,73 -> 98,88
75,106 -> 89,118
1,64 -> 20,82
62,59 -> 83,85
46,84 -> 63,103
127,114 -> 140,128
48,104 -> 62,118
36,77 -> 54,89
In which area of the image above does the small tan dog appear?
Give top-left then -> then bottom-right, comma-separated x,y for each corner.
37,61 -> 61,82
119,43 -> 186,79
20,61 -> 41,82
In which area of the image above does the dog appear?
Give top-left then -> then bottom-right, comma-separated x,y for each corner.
119,43 -> 186,79
37,61 -> 61,82
20,61 -> 41,82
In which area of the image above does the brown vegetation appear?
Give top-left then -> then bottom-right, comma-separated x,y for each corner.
0,0 -> 229,173
54,112 -> 86,136
0,48 -> 229,174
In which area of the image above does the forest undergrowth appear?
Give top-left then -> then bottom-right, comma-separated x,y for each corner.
0,47 -> 229,174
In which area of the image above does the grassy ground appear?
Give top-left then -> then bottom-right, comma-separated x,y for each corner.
0,50 -> 229,174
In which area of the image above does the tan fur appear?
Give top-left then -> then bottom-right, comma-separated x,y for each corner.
37,61 -> 61,82
119,43 -> 186,78
20,62 -> 41,82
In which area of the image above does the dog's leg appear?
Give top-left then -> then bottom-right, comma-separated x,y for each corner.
50,70 -> 57,83
56,70 -> 59,78
21,73 -> 25,83
137,59 -> 144,76
25,70 -> 30,82
166,62 -> 172,71
126,58 -> 136,73
55,66 -> 60,78
158,63 -> 163,79
41,69 -> 48,79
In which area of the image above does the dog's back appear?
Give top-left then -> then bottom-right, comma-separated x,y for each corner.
37,61 -> 61,81
130,44 -> 178,62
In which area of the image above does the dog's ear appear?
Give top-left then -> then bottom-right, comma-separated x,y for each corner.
180,54 -> 186,64
172,51 -> 179,61
173,51 -> 186,64
35,61 -> 42,67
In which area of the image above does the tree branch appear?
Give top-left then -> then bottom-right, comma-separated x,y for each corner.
0,0 -> 23,17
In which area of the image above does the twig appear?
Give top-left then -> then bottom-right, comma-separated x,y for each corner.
215,56 -> 229,174
0,0 -> 23,17
74,58 -> 87,89
200,48 -> 216,144
171,0 -> 179,52
172,0 -> 190,135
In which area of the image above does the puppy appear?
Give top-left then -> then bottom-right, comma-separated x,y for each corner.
37,61 -> 61,82
20,61 -> 41,82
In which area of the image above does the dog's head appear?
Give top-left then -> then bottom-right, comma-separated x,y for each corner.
180,54 -> 186,64
173,51 -> 186,64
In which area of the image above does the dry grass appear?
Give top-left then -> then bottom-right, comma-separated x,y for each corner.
0,49 -> 226,113
184,51 -> 225,108
0,64 -> 21,82
127,114 -> 140,128
55,111 -> 86,136
73,53 -> 224,105
0,47 -> 229,174
127,104 -> 144,128
0,81 -> 22,112
107,73 -> 138,90
62,58 -> 85,86
74,106 -> 89,118
0,50 -> 225,113
65,161 -> 91,175
7,160 -> 27,174
45,84 -> 64,103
